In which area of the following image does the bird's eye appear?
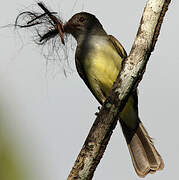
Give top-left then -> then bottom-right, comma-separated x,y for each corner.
79,17 -> 85,22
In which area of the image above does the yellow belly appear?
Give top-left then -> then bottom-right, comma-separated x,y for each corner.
84,43 -> 123,98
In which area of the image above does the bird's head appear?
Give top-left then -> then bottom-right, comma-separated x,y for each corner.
63,12 -> 106,41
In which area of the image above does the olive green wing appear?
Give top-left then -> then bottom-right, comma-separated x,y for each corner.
108,35 -> 127,59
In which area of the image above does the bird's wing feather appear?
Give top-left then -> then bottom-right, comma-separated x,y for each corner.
108,35 -> 127,59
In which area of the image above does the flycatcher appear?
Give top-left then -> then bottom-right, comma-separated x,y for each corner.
63,12 -> 164,177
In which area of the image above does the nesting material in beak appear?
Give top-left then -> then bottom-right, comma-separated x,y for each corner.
37,2 -> 65,45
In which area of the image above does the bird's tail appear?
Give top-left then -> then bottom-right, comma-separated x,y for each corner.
120,121 -> 164,177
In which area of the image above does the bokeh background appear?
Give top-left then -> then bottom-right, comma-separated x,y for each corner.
0,0 -> 178,179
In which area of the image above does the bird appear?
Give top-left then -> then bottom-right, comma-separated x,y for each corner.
63,12 -> 164,177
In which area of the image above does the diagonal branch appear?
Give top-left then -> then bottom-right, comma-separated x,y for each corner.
67,0 -> 171,179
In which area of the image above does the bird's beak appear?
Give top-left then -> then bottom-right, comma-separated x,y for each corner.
63,21 -> 73,34
62,20 -> 80,41
63,20 -> 79,34
56,20 -> 75,45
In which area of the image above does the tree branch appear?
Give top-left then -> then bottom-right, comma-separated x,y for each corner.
67,0 -> 171,179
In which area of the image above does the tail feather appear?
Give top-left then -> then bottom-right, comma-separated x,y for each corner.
121,122 -> 164,177
136,123 -> 164,171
